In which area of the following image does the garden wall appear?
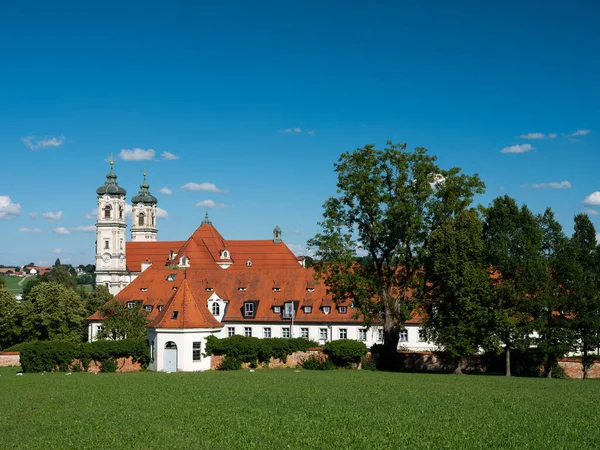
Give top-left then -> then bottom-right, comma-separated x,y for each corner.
210,349 -> 323,370
392,351 -> 485,373
558,359 -> 600,379
0,352 -> 20,367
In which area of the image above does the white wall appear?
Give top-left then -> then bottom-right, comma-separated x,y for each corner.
148,328 -> 219,372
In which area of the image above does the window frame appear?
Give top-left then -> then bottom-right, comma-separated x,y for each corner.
227,327 -> 235,337
338,306 -> 347,314
192,342 -> 201,361
244,327 -> 252,337
399,329 -> 408,342
358,328 -> 367,341
339,328 -> 347,339
212,302 -> 220,316
300,327 -> 309,339
244,302 -> 255,318
282,327 -> 290,338
263,327 -> 272,338
319,328 -> 328,341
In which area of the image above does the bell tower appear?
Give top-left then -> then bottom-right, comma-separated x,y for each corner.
94,158 -> 129,295
131,171 -> 158,242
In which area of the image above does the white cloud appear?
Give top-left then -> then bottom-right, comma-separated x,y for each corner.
548,133 -> 558,139
530,181 -> 572,189
584,209 -> 599,216
181,182 -> 226,193
119,148 -> 155,161
51,248 -> 65,254
583,192 -> 600,206
287,229 -> 302,235
519,132 -> 546,140
42,211 -> 63,222
156,207 -> 168,218
21,135 -> 66,150
0,196 -> 21,219
597,234 -> 600,244
158,187 -> 172,195
195,200 -> 227,209
279,127 -> 309,134
53,226 -> 71,235
161,151 -> 179,160
571,129 -> 590,137
307,130 -> 315,136
286,243 -> 315,257
71,225 -> 95,232
500,144 -> 533,154
19,227 -> 41,233
29,212 -> 37,220
84,209 -> 96,220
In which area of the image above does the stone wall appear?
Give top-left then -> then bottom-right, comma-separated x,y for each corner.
558,359 -> 600,379
391,351 -> 485,373
0,352 -> 20,367
70,356 -> 143,373
210,349 -> 324,370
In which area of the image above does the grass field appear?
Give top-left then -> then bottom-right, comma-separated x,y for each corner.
0,275 -> 35,295
1,367 -> 599,449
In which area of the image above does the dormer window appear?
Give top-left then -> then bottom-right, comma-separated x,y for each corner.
238,287 -> 246,292
173,287 -> 177,291
157,305 -> 164,312
206,287 -> 214,292
273,306 -> 281,314
303,306 -> 312,314
323,306 -> 331,315
244,302 -> 255,318
212,303 -> 220,316
167,273 -> 177,282
246,258 -> 252,267
169,250 -> 174,260
273,287 -> 280,292
171,311 -> 179,320
144,305 -> 153,312
221,250 -> 230,259
179,256 -> 189,267
140,288 -> 147,292
339,306 -> 347,314
307,288 -> 315,293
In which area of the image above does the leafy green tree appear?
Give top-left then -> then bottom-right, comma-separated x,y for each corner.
54,258 -> 61,267
569,213 -> 600,379
85,285 -> 113,317
21,282 -> 87,343
0,287 -> 20,350
308,142 -> 484,366
423,209 -> 493,373
97,299 -> 149,341
535,209 -> 576,378
482,196 -> 547,376
0,277 -> 5,288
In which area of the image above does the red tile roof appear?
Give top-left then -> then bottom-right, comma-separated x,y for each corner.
126,241 -> 186,272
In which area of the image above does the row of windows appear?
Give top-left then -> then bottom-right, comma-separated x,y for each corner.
225,327 -> 428,342
243,302 -> 348,318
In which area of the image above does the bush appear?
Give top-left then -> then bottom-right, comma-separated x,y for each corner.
100,358 -> 117,373
205,336 -> 317,364
323,339 -> 367,368
300,354 -> 334,370
361,355 -> 378,371
218,355 -> 242,370
18,339 -> 150,373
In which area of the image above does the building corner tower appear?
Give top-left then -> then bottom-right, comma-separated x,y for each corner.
130,171 -> 158,242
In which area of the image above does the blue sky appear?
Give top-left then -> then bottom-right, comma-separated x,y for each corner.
0,0 -> 598,266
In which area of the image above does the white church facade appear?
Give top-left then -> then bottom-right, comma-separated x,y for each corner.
89,162 -> 435,371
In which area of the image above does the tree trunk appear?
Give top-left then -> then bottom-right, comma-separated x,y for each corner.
583,349 -> 588,380
454,357 -> 464,375
505,345 -> 511,377
381,299 -> 400,371
546,367 -> 552,378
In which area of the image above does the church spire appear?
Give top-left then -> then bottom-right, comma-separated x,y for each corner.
201,209 -> 212,225
131,170 -> 157,205
96,156 -> 126,197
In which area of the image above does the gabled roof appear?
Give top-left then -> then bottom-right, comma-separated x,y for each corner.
148,280 -> 223,329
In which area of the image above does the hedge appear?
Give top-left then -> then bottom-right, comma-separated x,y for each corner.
323,339 -> 367,367
18,339 -> 150,373
205,335 -> 318,364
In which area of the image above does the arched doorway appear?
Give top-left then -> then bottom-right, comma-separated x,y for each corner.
164,341 -> 178,372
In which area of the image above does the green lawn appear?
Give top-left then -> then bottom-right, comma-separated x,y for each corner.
0,275 -> 35,295
0,367 -> 598,449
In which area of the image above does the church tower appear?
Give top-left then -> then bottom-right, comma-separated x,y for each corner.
130,171 -> 158,242
94,159 -> 129,295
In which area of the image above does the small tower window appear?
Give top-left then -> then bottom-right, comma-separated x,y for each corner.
138,213 -> 144,226
104,205 -> 111,219
152,214 -> 155,226
104,240 -> 110,250
119,206 -> 123,219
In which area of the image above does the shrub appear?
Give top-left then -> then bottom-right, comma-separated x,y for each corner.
300,354 -> 334,370
100,358 -> 117,373
361,355 -> 378,371
206,336 -> 317,364
218,355 -> 242,370
323,339 -> 367,368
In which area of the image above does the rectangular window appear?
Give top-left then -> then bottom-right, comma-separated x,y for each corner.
244,327 -> 252,337
300,327 -> 309,339
273,306 -> 281,314
171,311 -> 179,320
144,305 -> 153,312
157,305 -> 164,312
104,240 -> 109,250
322,306 -> 331,315
227,327 -> 235,337
399,330 -> 408,342
378,328 -> 384,342
283,302 -> 295,319
244,302 -> 254,317
192,342 -> 201,361
358,329 -> 367,341
339,328 -> 347,339
339,306 -> 347,314
304,306 -> 312,314
418,329 -> 426,342
282,327 -> 290,338
263,327 -> 271,338
126,301 -> 136,309
319,328 -> 328,341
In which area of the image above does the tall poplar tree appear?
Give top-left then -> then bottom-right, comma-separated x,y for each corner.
308,142 -> 484,365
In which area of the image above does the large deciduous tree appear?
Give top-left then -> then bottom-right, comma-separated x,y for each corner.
308,142 -> 484,366
482,196 -> 547,376
85,285 -> 113,317
0,287 -> 20,350
97,299 -> 149,341
423,209 -> 493,374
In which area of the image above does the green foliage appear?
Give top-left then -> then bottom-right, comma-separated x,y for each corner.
17,339 -> 150,373
100,358 -> 117,373
0,287 -> 20,350
205,335 -> 317,364
20,281 -> 87,343
97,299 -> 149,341
218,355 -> 242,370
308,142 -> 485,366
300,354 -> 335,370
361,355 -> 378,371
84,285 -> 113,317
323,339 -> 367,367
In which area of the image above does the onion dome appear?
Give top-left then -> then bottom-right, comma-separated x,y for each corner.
96,159 -> 127,197
131,171 -> 158,205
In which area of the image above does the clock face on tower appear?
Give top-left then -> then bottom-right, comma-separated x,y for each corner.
102,253 -> 111,265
